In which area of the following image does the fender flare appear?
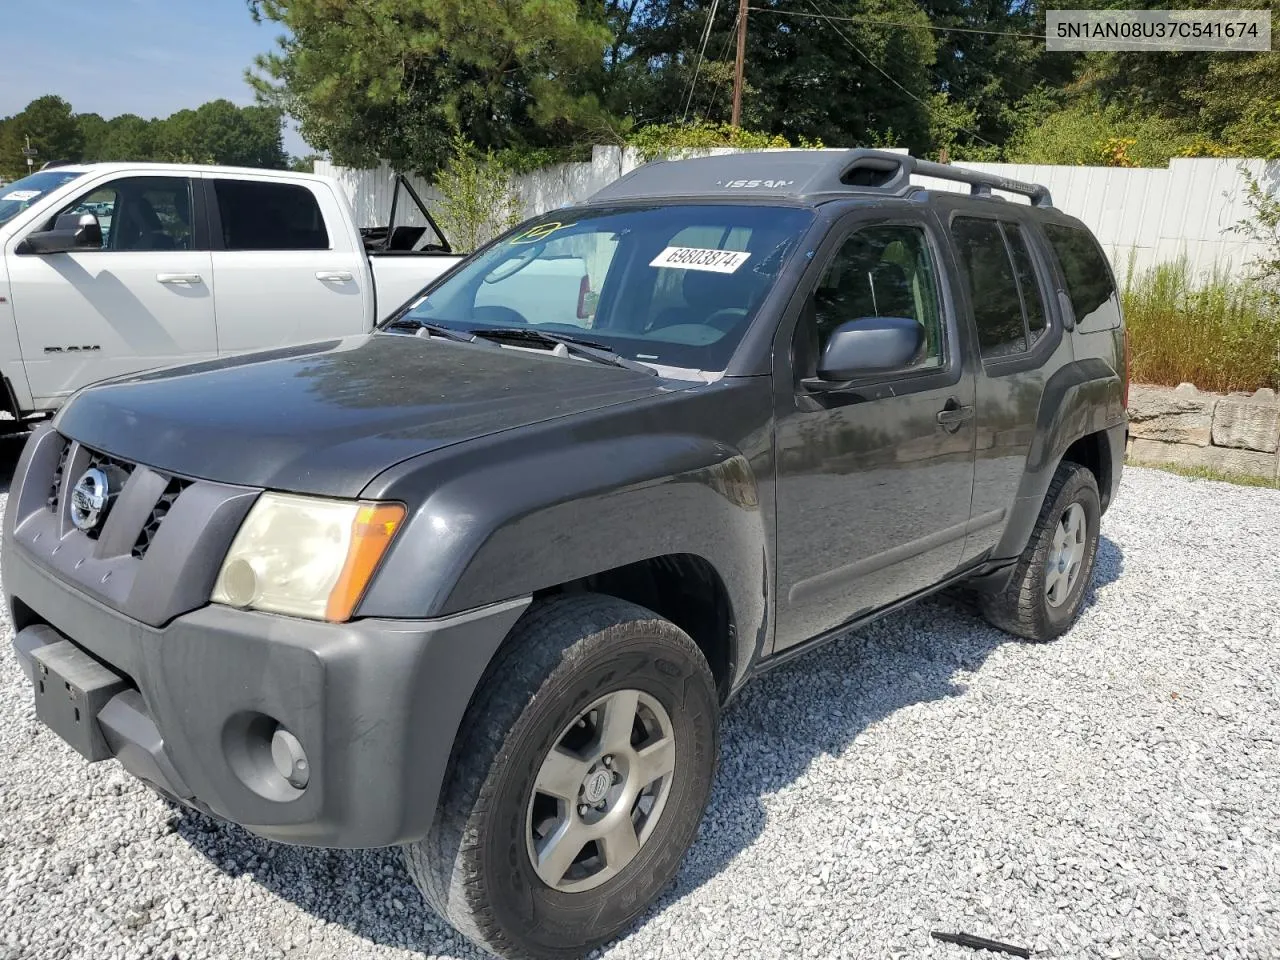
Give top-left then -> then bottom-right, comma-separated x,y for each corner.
357,433 -> 769,683
993,358 -> 1123,559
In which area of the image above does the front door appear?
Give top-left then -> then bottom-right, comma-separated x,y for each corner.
773,215 -> 977,651
5,175 -> 215,407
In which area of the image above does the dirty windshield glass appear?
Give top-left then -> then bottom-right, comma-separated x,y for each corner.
0,170 -> 85,226
392,204 -> 814,371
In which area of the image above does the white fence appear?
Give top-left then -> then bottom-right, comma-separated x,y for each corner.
317,148 -> 1280,281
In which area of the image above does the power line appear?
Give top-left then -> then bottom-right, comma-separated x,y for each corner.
698,14 -> 741,123
803,0 -> 997,147
747,6 -> 1045,41
682,0 -> 722,123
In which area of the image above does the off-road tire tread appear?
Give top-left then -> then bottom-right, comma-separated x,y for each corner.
979,461 -> 1099,642
404,593 -> 715,960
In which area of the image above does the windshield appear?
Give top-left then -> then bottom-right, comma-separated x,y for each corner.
0,170 -> 85,226
391,203 -> 815,372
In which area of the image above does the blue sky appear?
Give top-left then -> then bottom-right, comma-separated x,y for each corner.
0,0 -> 308,155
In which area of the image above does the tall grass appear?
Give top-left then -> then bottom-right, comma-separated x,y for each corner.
1122,258 -> 1280,393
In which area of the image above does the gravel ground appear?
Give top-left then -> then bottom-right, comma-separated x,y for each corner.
2,462 -> 1279,960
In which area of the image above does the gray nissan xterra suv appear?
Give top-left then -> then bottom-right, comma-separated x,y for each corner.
4,150 -> 1127,959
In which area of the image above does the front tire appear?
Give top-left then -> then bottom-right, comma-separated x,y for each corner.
405,593 -> 719,960
980,460 -> 1101,642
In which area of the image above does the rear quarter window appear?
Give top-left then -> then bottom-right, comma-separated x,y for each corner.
1043,223 -> 1121,331
213,179 -> 330,251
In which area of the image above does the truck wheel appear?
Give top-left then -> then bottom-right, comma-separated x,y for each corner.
405,593 -> 719,960
979,461 -> 1101,642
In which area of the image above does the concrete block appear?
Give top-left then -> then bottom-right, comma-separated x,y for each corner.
1128,437 -> 1278,480
1127,384 -> 1214,446
1212,396 -> 1280,453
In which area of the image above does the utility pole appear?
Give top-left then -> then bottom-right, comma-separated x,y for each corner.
21,136 -> 38,174
731,0 -> 748,128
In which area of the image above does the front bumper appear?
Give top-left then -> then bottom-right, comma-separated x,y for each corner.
6,538 -> 529,848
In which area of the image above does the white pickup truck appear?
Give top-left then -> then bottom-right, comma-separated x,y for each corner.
0,163 -> 466,419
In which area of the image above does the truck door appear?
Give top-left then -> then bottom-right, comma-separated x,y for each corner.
772,212 -> 977,651
4,175 -> 215,408
945,213 -> 1067,563
204,176 -> 370,353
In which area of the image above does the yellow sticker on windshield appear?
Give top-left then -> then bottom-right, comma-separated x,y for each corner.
509,221 -> 574,244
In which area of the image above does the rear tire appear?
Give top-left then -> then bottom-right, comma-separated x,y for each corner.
405,593 -> 719,960
980,461 -> 1101,642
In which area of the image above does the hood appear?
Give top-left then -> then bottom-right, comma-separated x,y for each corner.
54,334 -> 680,496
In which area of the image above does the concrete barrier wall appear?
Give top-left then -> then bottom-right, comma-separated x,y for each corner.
1127,384 -> 1280,480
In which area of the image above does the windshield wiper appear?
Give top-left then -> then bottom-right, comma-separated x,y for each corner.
470,327 -> 658,375
384,317 -> 484,345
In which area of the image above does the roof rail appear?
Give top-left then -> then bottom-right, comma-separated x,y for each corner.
807,151 -> 1053,207
586,148 -> 1054,209
888,154 -> 1052,208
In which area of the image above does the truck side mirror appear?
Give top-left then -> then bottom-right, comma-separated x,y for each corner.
815,315 -> 925,382
18,212 -> 103,255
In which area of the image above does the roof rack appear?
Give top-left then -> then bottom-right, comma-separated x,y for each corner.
895,154 -> 1053,208
587,148 -> 1054,209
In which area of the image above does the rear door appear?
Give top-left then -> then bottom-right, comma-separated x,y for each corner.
772,210 -> 977,650
945,211 -> 1069,562
204,176 -> 370,353
4,174 -> 215,407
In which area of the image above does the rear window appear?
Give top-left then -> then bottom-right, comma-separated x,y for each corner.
1043,223 -> 1121,331
213,179 -> 329,251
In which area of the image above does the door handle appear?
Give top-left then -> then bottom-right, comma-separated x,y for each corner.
156,273 -> 202,284
315,270 -> 354,282
936,400 -> 975,426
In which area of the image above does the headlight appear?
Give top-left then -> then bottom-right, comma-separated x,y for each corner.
212,493 -> 405,622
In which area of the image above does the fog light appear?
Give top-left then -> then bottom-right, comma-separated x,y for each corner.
270,726 -> 310,790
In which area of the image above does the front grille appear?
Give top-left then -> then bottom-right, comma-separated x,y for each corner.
47,441 -> 69,513
132,477 -> 192,559
48,436 -> 192,558
80,448 -> 136,541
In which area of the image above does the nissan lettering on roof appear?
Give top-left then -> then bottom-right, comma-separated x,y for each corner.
717,179 -> 796,189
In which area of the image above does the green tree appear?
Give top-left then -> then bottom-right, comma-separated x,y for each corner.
154,100 -> 286,167
1045,1 -> 1280,159
600,0 -> 946,154
247,0 -> 616,175
97,114 -> 158,161
0,96 -> 85,178
432,132 -> 522,252
76,112 -> 110,160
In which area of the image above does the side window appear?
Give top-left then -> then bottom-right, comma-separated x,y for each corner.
61,177 -> 193,252
1004,223 -> 1048,345
952,218 -> 1061,361
65,187 -> 117,249
797,223 -> 944,375
213,179 -> 329,251
1043,223 -> 1120,330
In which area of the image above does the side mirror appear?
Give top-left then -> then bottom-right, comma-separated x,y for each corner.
19,212 -> 103,255
814,315 -> 925,384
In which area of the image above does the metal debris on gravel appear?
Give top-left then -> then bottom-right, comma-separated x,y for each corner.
2,464 -> 1278,960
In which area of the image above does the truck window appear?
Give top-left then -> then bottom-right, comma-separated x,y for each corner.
803,223 -> 944,372
213,180 -> 329,251
951,217 -> 1028,360
1042,223 -> 1121,331
1003,223 -> 1049,345
60,176 -> 193,252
